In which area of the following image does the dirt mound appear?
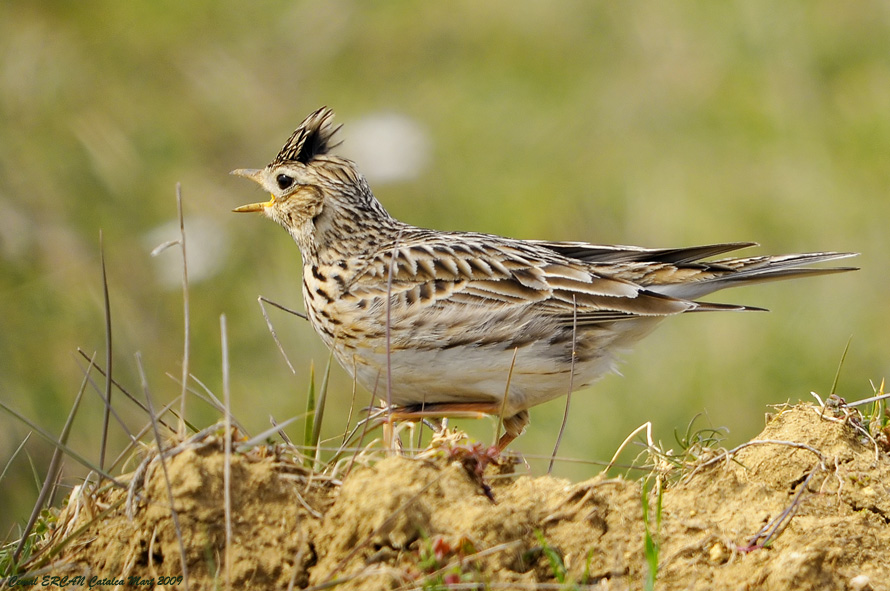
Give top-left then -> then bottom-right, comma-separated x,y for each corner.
42,403 -> 890,590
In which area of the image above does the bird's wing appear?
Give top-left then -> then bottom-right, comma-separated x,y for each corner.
530,240 -> 758,264
342,233 -> 729,326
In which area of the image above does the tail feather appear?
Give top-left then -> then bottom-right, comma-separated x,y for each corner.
654,251 -> 858,300
708,251 -> 858,282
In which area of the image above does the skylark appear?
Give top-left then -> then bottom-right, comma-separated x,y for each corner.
233,107 -> 857,448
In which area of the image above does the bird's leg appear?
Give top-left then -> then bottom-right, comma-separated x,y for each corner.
389,403 -> 530,451
497,410 -> 529,451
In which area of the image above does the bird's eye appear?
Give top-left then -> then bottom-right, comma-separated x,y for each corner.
276,174 -> 294,190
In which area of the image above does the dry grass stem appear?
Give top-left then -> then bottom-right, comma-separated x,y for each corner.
176,184 -> 191,441
99,232 -> 113,473
221,314 -> 233,590
136,352 -> 190,590
13,353 -> 96,562
549,294 -> 578,474
258,296 -> 299,375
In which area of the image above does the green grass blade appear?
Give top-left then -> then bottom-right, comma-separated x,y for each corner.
829,336 -> 853,396
304,361 -> 316,467
309,349 -> 334,469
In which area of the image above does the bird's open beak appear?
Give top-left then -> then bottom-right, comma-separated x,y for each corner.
231,169 -> 275,212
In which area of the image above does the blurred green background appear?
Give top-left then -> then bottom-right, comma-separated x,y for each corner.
1,2 -> 887,536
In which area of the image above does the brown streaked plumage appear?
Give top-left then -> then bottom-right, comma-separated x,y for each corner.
233,107 -> 858,448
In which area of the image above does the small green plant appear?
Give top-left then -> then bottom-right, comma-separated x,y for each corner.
0,509 -> 55,578
413,534 -> 481,590
580,549 -> 594,586
866,378 -> 890,449
671,415 -> 728,467
535,530 -> 568,585
531,530 -> 592,590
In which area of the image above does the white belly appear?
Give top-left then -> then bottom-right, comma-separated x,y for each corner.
328,316 -> 663,416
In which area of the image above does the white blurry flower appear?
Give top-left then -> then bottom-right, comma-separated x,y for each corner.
340,112 -> 430,184
144,216 -> 228,289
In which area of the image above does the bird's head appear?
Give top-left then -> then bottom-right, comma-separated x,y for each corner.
232,107 -> 367,231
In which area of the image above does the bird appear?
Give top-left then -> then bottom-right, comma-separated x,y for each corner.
232,107 -> 857,449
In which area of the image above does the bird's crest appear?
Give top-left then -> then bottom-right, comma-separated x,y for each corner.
272,107 -> 342,166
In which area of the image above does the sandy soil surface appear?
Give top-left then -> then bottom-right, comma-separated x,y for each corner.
37,402 -> 890,590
